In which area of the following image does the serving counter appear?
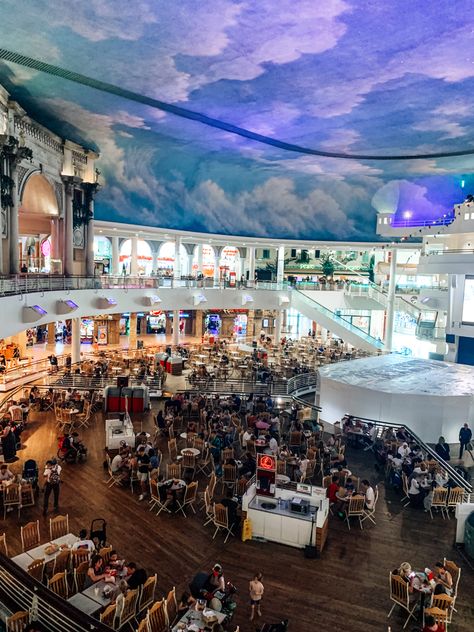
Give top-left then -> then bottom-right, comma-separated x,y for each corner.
243,483 -> 329,553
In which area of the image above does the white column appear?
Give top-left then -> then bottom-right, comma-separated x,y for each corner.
130,235 -> 138,276
385,248 -> 397,351
197,244 -> 203,274
274,310 -> 283,343
112,236 -> 119,275
63,180 -> 74,276
152,248 -> 159,274
320,327 -> 328,342
71,317 -> 81,365
174,236 -> 182,279
214,254 -> 220,284
239,256 -> 246,281
277,245 -> 285,285
86,218 -> 95,276
248,246 -> 256,284
187,253 -> 194,276
172,309 -> 180,346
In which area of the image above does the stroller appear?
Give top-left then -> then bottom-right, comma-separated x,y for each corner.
257,620 -> 289,632
22,459 -> 39,490
90,518 -> 107,549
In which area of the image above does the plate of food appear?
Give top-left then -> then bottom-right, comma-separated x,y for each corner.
44,543 -> 60,556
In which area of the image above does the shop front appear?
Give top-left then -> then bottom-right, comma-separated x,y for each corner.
93,236 -> 112,274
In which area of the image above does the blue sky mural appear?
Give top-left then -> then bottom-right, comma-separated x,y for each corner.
1,0 -> 474,240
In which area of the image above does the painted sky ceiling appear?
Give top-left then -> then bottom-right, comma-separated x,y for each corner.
1,1 -> 474,241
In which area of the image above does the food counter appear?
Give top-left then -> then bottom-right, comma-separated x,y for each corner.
243,483 -> 329,552
105,418 -> 135,450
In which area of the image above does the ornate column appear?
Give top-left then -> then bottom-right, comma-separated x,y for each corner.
130,235 -> 138,276
248,246 -> 256,284
81,179 -> 100,277
111,235 -> 120,275
274,309 -> 283,343
0,135 -> 33,274
61,176 -> 77,277
174,235 -> 182,280
129,312 -> 138,349
213,245 -> 223,284
385,248 -> 397,351
197,244 -> 203,274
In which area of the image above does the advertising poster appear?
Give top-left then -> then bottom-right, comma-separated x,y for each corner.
97,324 -> 108,346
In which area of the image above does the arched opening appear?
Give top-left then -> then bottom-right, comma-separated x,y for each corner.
193,244 -> 216,277
120,239 -> 153,275
158,241 -> 187,275
19,174 -> 59,273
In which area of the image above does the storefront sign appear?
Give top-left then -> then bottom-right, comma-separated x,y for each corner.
97,324 -> 108,345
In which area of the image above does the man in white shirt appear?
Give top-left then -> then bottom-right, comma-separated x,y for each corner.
398,442 -> 410,459
242,429 -> 252,448
361,479 -> 375,510
268,436 -> 278,455
72,529 -> 95,553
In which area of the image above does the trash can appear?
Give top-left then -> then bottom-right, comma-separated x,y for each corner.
465,510 -> 474,559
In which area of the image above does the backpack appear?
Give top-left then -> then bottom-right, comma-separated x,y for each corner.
49,466 -> 61,485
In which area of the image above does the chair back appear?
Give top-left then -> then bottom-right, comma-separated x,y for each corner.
20,483 -> 35,509
322,475 -> 332,488
423,606 -> 449,628
71,548 -> 90,568
184,481 -> 198,503
223,447 -> 234,461
0,532 -> 8,556
213,503 -> 229,528
48,571 -> 68,598
186,433 -> 197,448
49,514 -> 69,541
443,559 -> 461,596
168,439 -> 178,461
223,464 -> 236,484
148,599 -> 167,632
6,611 -> 29,632
137,618 -> 148,632
166,463 -> 182,480
138,574 -> 157,614
276,460 -> 286,475
21,520 -> 40,552
236,477 -> 247,497
389,573 -> 409,609
118,589 -> 139,627
401,473 -> 409,497
165,587 -> 178,627
100,602 -> 117,628
430,593 -> 454,622
347,495 -> 365,517
52,548 -> 70,575
27,558 -> 45,582
73,561 -> 89,593
289,431 -> 302,447
208,472 -> 216,498
447,486 -> 465,507
432,487 -> 449,507
194,437 -> 204,452
4,484 -> 20,509
182,452 -> 196,470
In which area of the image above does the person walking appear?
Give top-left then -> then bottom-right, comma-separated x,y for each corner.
43,459 -> 61,516
459,423 -> 472,458
249,572 -> 264,621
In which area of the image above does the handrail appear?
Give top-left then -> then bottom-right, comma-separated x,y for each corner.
423,248 -> 474,256
343,413 -> 472,494
0,553 -> 112,631
293,289 -> 384,349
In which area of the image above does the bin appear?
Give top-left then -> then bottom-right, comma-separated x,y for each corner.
167,356 -> 183,376
105,386 -> 121,413
465,511 -> 474,559
132,387 -> 145,413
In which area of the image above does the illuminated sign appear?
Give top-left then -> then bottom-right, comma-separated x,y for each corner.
258,454 -> 276,471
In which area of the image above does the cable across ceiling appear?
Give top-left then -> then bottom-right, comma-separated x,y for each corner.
2,48 -> 474,162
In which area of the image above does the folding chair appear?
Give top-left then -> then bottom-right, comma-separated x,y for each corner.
165,587 -> 178,628
6,611 -> 30,632
361,485 -> 379,526
430,487 -> 448,519
20,520 -> 40,552
136,574 -> 157,619
446,486 -> 465,518
50,514 -> 69,540
176,482 -> 198,517
387,572 -> 417,629
147,599 -> 167,632
4,484 -> 21,519
116,589 -> 138,630
105,454 -> 124,488
212,503 -> 235,543
345,494 -> 365,530
149,479 -> 171,516
48,571 -> 69,598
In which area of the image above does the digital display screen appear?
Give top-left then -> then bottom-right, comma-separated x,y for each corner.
462,276 -> 474,324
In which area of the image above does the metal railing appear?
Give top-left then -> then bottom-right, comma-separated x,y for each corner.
422,248 -> 474,256
287,372 -> 319,397
184,375 -> 290,397
0,554 -> 112,631
343,413 -> 472,495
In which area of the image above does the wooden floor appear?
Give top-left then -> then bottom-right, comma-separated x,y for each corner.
2,406 -> 474,632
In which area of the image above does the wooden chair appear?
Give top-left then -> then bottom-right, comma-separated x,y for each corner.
71,548 -> 90,569
129,467 -> 140,494
6,611 -> 29,632
221,464 -> 237,493
168,438 -> 178,462
289,431 -> 303,454
27,558 -> 45,583
100,602 -> 117,629
136,618 -> 148,632
48,571 -> 69,598
176,482 -> 198,517
430,487 -> 449,519
147,599 -> 167,632
203,488 -> 215,526
193,437 -> 205,453
208,471 -> 217,499
99,545 -> 113,564
222,447 -> 234,461
387,572 -> 417,629
20,520 -> 40,552
446,487 -> 465,517
182,451 -> 196,479
212,503 -> 235,543
0,532 -> 9,556
105,454 -> 124,488
361,485 -> 379,526
73,560 -> 89,593
149,480 -> 171,516
423,607 -> 449,631
276,460 -> 286,475
136,574 -> 157,618
19,483 -> 35,511
401,472 -> 411,507
345,495 -> 365,530
322,475 -> 333,488
185,433 -> 197,448
166,463 -> 182,480
443,558 -> 461,609
49,514 -> 69,541
301,460 -> 316,483
117,588 -> 138,629
51,548 -> 70,575
165,587 -> 178,628
429,593 -> 454,625
196,448 -> 211,476
4,484 -> 21,519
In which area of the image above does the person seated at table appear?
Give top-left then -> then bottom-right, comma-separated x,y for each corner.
360,479 -> 375,510
297,454 -> 310,481
413,461 -> 428,476
124,562 -> 148,590
111,579 -> 129,617
207,563 -> 226,593
0,463 -> 14,483
107,550 -> 125,569
177,591 -> 196,616
435,468 -> 449,488
111,451 -> 131,483
433,562 -> 453,595
327,475 -> 340,506
239,452 -> 256,479
72,529 -> 96,553
84,555 -> 108,589
422,613 -> 446,632
396,427 -> 411,443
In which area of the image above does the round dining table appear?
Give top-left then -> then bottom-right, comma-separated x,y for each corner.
180,447 -> 200,457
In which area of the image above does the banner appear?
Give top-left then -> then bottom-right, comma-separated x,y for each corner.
97,324 -> 108,346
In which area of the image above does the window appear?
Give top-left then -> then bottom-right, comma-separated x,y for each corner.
470,213 -> 474,220
314,250 -> 320,258
291,249 -> 297,258
383,218 -> 388,224
464,213 -> 470,220
262,249 -> 270,259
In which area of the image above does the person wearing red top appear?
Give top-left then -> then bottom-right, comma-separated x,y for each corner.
423,614 -> 445,631
327,475 -> 340,503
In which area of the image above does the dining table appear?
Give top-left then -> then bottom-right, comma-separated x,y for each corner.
12,533 -> 79,570
67,592 -> 104,616
172,606 -> 226,632
181,448 -> 200,457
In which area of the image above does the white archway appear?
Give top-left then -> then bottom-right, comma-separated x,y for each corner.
158,241 -> 188,274
120,239 -> 153,275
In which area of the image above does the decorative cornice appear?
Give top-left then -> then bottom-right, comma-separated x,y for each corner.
14,117 -> 63,153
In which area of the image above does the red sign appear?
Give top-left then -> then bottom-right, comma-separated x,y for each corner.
258,454 -> 276,471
